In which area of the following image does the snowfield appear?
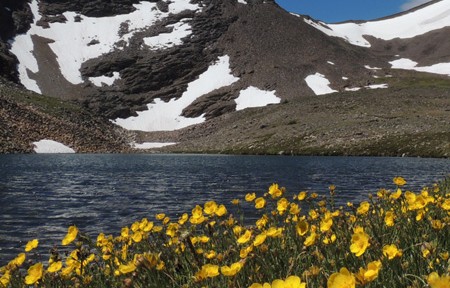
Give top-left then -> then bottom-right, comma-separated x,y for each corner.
10,0 -> 200,91
113,55 -> 239,131
33,140 -> 75,153
235,87 -> 280,111
304,0 -> 450,47
305,73 -> 338,95
143,19 -> 193,50
390,58 -> 450,76
131,142 -> 177,149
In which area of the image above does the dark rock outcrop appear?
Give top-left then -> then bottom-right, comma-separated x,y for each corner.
0,0 -> 33,82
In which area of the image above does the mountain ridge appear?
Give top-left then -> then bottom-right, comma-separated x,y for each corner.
0,0 -> 449,155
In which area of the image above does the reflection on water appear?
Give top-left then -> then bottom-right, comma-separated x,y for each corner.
0,154 -> 448,264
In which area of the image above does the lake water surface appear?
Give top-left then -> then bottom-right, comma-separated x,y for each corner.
0,154 -> 448,264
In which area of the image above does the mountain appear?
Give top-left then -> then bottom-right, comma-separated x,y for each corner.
0,0 -> 449,155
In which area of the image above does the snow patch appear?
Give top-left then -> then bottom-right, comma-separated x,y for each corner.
365,65 -> 382,70
344,83 -> 388,91
10,0 -> 200,90
33,140 -> 75,153
235,86 -> 280,111
390,58 -> 450,76
366,84 -> 388,89
345,87 -> 362,91
305,73 -> 338,95
327,61 -> 335,65
89,72 -> 121,87
131,142 -> 177,149
143,19 -> 192,50
304,1 -> 450,47
113,55 -> 239,132
237,0 -> 248,4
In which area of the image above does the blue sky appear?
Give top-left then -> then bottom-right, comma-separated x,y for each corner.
275,0 -> 431,23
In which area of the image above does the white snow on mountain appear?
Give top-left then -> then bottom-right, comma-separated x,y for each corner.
10,0 -> 200,91
89,72 -> 121,87
235,87 -> 280,111
390,58 -> 450,76
304,0 -> 450,47
113,55 -> 239,132
305,73 -> 337,95
131,142 -> 177,149
143,19 -> 192,50
33,139 -> 75,153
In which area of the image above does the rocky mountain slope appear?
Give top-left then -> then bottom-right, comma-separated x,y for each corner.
0,77 -> 130,153
0,0 -> 449,155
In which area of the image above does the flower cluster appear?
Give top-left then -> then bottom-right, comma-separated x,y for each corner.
1,177 -> 449,287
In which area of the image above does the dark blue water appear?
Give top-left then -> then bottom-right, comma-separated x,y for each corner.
0,154 -> 448,264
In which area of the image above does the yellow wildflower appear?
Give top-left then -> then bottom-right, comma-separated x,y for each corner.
119,261 -> 136,274
256,215 -> 269,229
356,260 -> 382,285
289,203 -> 301,215
62,225 -> 78,246
390,188 -> 402,200
155,213 -> 165,220
47,261 -> 62,273
178,213 -> 189,225
204,250 -> 216,259
131,231 -> 143,243
431,219 -> 444,230
0,271 -> 10,287
416,209 -> 425,221
190,205 -> 206,225
277,198 -> 290,214
272,275 -> 306,288
162,216 -> 170,225
266,227 -> 283,238
382,244 -> 402,260
255,197 -> 266,209
356,202 -> 370,215
196,264 -> 219,280
152,225 -> 163,232
441,199 -> 450,210
245,193 -> 256,202
297,191 -> 307,201
268,183 -> 283,198
25,239 -> 39,252
9,253 -> 26,268
240,245 -> 253,258
204,201 -> 218,215
143,221 -> 154,232
328,267 -> 355,288
323,234 -> 337,245
237,230 -> 252,244
309,209 -> 319,220
253,232 -> 267,247
320,212 -> 333,232
427,272 -> 450,288
304,232 -> 318,247
393,176 -> 406,186
296,220 -> 309,236
215,204 -> 227,217
384,211 -> 395,227
350,227 -> 370,257
231,199 -> 240,205
24,263 -> 43,285
220,262 -> 243,277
